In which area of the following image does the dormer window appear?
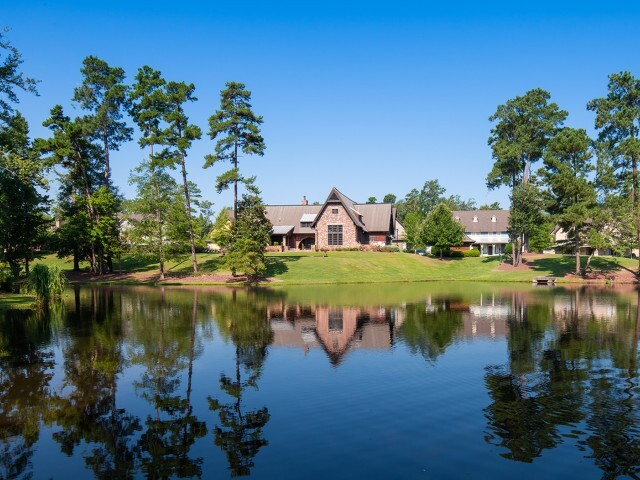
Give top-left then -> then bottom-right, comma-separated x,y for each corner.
491,216 -> 496,223
473,215 -> 478,222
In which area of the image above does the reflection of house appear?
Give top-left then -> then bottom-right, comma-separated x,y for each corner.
451,210 -> 510,256
552,295 -> 617,321
265,187 -> 398,250
268,303 -> 401,366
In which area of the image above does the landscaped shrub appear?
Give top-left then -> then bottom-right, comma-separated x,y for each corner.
430,246 -> 451,257
404,248 -> 416,254
462,248 -> 481,257
25,265 -> 67,306
503,243 -> 513,255
379,246 -> 400,253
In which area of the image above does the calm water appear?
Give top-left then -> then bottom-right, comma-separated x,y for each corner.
2,283 -> 640,479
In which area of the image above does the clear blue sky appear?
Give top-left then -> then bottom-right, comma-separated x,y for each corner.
4,1 -> 640,210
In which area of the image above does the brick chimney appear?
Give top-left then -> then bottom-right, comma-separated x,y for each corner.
301,196 -> 308,206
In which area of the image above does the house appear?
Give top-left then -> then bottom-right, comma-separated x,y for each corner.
265,187 -> 398,250
550,225 -> 614,256
451,210 -> 510,256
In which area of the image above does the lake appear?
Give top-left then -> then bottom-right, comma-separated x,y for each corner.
1,282 -> 640,479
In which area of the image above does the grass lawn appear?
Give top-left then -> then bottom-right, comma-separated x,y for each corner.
22,251 -> 639,285
0,293 -> 35,309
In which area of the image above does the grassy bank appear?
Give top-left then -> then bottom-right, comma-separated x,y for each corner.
20,251 -> 640,285
0,293 -> 35,309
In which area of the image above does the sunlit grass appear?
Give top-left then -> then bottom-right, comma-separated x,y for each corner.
22,251 -> 639,285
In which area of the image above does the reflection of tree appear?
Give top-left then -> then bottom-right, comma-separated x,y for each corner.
132,289 -> 207,478
0,309 -> 55,480
397,299 -> 463,362
484,288 -> 640,472
209,289 -> 273,477
484,291 -> 584,462
52,286 -> 140,479
577,288 -> 640,479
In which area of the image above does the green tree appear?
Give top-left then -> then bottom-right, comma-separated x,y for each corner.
73,56 -> 132,186
128,66 -> 173,279
211,207 -> 233,253
205,81 -> 265,219
162,81 -> 202,273
487,88 -> 567,189
487,89 -> 566,265
422,203 -> 464,259
383,193 -> 396,204
367,196 -> 377,204
128,163 -> 183,280
0,28 -> 38,125
509,183 -> 543,266
479,201 -> 501,210
37,106 -> 104,272
540,128 -> 597,274
0,114 -> 49,278
527,217 -> 554,253
588,72 -> 640,273
224,184 -> 272,278
403,211 -> 424,250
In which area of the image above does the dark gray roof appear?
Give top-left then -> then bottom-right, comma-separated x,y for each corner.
265,204 -> 321,235
452,210 -> 510,233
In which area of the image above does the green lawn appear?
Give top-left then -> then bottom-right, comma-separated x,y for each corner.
0,293 -> 35,309
23,251 -> 640,285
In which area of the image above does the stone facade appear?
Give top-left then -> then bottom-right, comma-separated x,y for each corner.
315,204 -> 359,249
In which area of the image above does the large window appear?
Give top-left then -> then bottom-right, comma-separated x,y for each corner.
328,225 -> 343,246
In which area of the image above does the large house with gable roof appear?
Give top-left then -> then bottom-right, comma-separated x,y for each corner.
265,187 -> 398,250
451,209 -> 510,256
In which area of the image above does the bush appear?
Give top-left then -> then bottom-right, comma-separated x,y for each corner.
430,246 -> 451,257
404,248 -> 416,254
503,243 -> 512,255
379,246 -> 400,253
25,265 -> 67,306
462,248 -> 481,257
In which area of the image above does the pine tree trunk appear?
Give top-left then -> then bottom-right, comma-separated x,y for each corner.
180,151 -> 198,273
233,133 -> 238,220
575,235 -> 581,276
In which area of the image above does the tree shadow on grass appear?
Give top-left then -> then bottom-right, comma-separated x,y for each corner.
529,255 -> 632,278
265,255 -> 304,277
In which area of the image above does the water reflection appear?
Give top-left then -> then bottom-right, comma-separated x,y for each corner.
208,289 -> 272,477
0,284 -> 639,478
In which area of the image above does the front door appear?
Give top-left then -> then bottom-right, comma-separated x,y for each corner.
488,245 -> 494,256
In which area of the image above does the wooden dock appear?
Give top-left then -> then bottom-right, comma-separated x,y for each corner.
533,276 -> 556,285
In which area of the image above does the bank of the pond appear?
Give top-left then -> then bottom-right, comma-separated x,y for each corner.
24,251 -> 640,286
0,293 -> 35,309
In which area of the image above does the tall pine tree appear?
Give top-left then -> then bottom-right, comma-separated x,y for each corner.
205,82 -> 265,219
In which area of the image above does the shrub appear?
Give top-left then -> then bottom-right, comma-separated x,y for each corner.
404,248 -> 416,254
430,246 -> 451,257
379,246 -> 400,253
25,264 -> 67,306
503,243 -> 512,255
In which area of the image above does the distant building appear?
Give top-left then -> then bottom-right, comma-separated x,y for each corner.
265,187 -> 399,250
451,210 -> 510,256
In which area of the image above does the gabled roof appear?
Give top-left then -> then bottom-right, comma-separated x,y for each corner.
311,187 -> 367,231
265,187 -> 396,236
452,210 -> 510,233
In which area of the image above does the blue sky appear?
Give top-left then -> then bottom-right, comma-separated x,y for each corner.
4,1 -> 640,210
